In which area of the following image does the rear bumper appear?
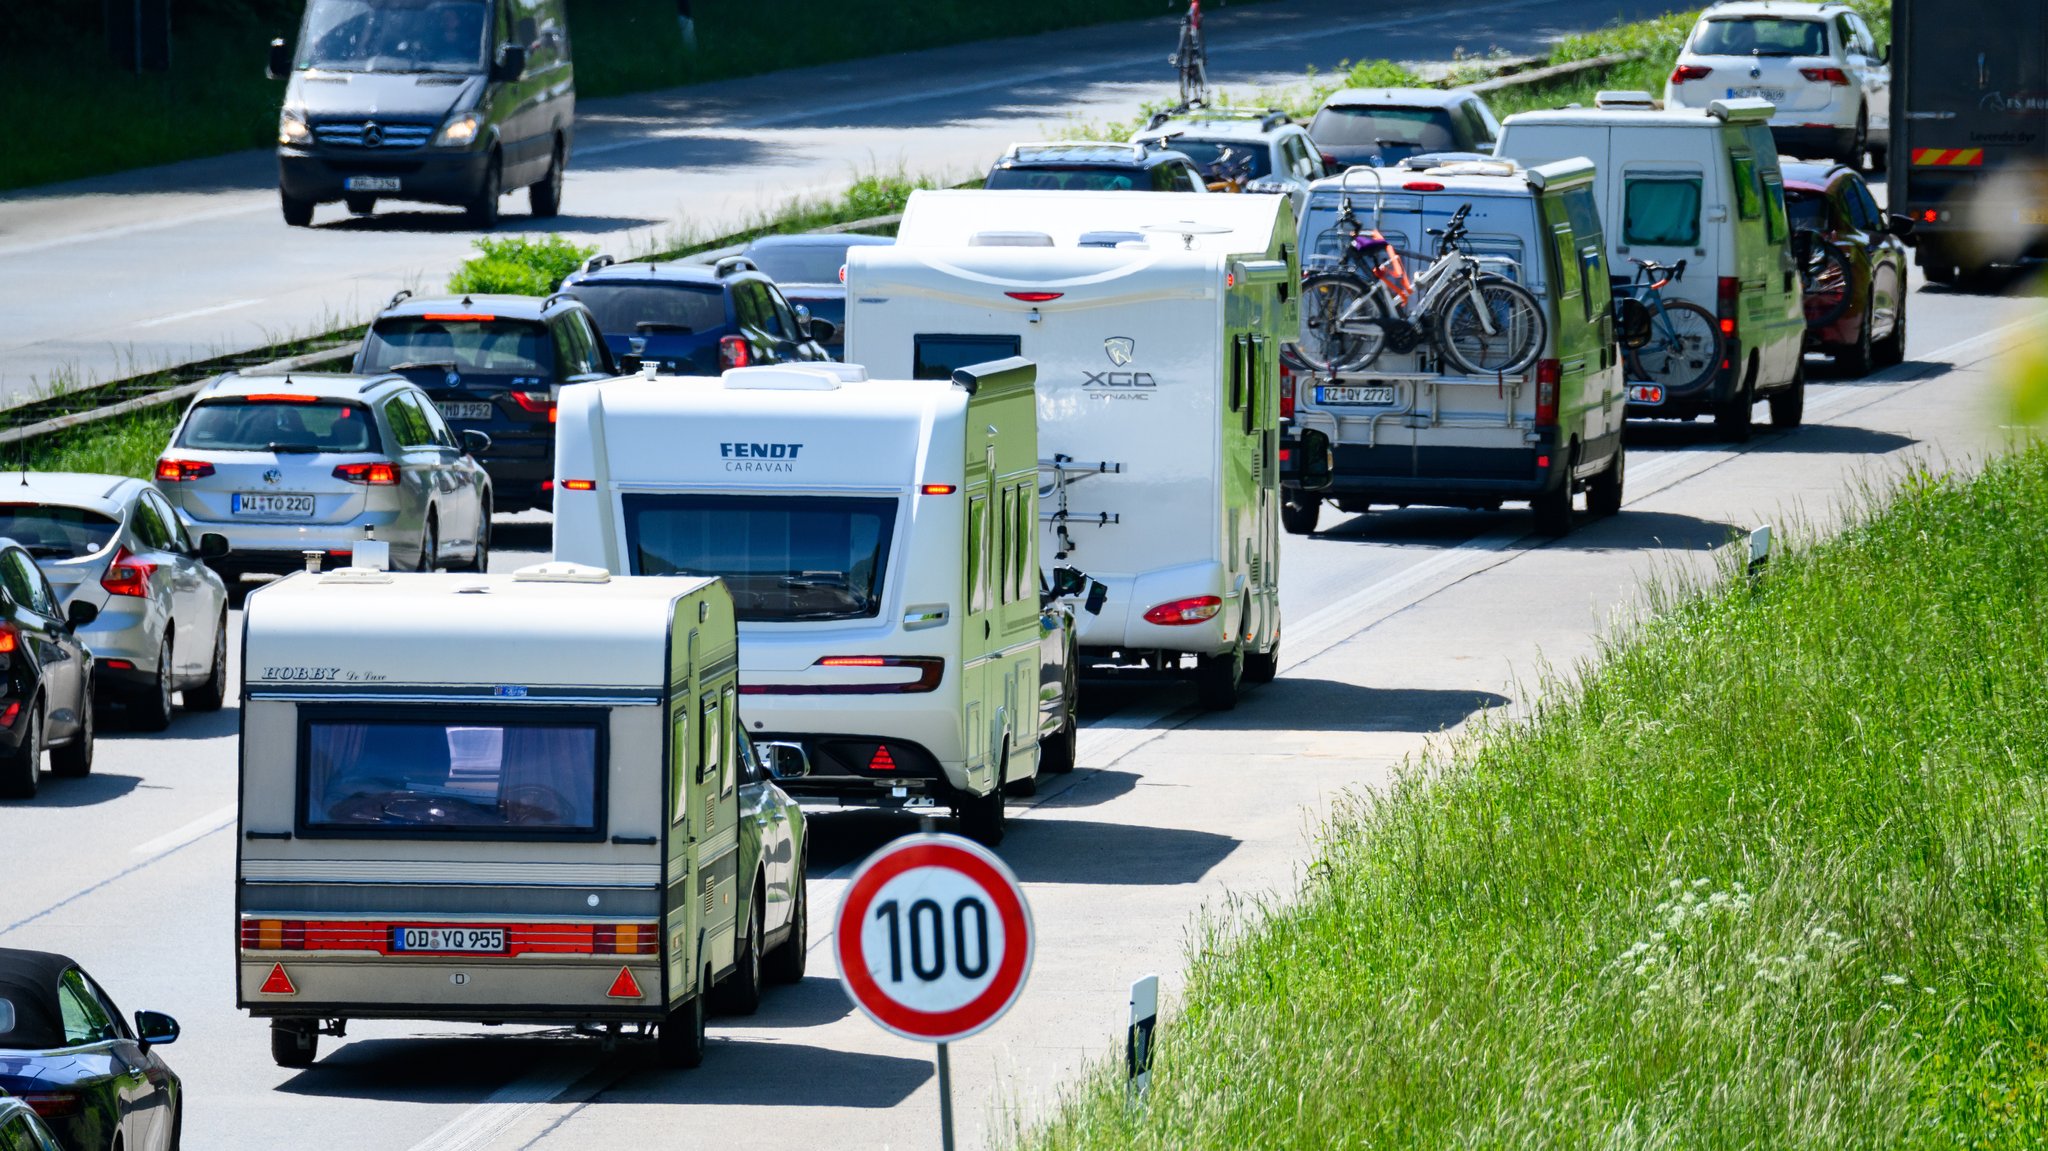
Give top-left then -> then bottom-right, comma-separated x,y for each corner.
278,147 -> 491,206
1288,427 -> 1566,504
757,732 -> 967,805
240,954 -> 668,1022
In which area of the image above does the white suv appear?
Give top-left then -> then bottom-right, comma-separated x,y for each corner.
1131,108 -> 1328,217
1664,1 -> 1889,166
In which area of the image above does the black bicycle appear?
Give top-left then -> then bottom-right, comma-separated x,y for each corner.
1171,0 -> 1208,106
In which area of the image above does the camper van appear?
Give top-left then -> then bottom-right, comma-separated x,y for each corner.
551,360 -> 1075,846
1284,158 -> 1629,535
236,565 -> 808,1070
848,189 -> 1297,709
1495,99 -> 1807,439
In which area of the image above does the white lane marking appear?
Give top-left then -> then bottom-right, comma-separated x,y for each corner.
0,202 -> 268,259
1282,529 -> 1527,675
130,803 -> 237,856
405,1062 -> 594,1151
135,297 -> 263,329
1074,696 -> 1186,772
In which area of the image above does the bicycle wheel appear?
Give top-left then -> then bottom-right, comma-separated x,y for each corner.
1297,272 -> 1387,374
1800,239 -> 1854,329
1435,275 -> 1546,375
1625,299 -> 1721,393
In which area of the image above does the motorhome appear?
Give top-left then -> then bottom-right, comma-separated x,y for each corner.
846,189 -> 1297,709
552,360 -> 1073,846
236,565 -> 807,1070
1496,99 -> 1807,439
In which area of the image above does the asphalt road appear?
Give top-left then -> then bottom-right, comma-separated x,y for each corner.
0,0 -> 1684,404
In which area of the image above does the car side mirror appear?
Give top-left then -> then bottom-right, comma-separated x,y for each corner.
267,37 -> 291,80
135,1010 -> 179,1048
806,317 -> 837,344
1887,212 -> 1918,244
66,601 -> 98,629
491,42 -> 527,82
198,533 -> 232,560
1613,296 -> 1653,350
754,741 -> 811,780
461,429 -> 493,456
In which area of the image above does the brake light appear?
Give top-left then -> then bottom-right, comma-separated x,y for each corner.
919,484 -> 956,495
510,390 -> 556,424
1403,181 -> 1445,192
155,458 -> 215,482
1670,64 -> 1713,83
560,479 -> 596,491
1143,595 -> 1223,626
839,264 -> 847,284
20,1093 -> 81,1119
1005,291 -> 1064,302
1799,66 -> 1850,85
243,393 -> 320,403
1279,361 -> 1297,420
718,335 -> 752,371
332,462 -> 399,485
240,919 -> 308,950
0,628 -> 15,655
101,548 -> 155,598
421,313 -> 497,322
595,925 -> 659,955
1717,276 -> 1739,339
1534,359 -> 1561,426
1920,208 -> 1939,223
819,656 -> 888,667
0,701 -> 18,728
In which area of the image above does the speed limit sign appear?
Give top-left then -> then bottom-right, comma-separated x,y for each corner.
835,832 -> 1034,1044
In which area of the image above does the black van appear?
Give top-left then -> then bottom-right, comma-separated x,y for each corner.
268,0 -> 574,228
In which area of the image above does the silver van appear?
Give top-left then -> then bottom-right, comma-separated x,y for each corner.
268,0 -> 575,228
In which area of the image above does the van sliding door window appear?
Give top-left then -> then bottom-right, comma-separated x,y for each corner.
623,493 -> 897,622
1622,176 -> 1704,248
968,494 -> 992,614
301,712 -> 603,839
1730,156 -> 1764,221
913,334 -> 1022,381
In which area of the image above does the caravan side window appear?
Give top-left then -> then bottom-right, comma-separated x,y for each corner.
699,696 -> 722,784
1730,155 -> 1764,221
967,494 -> 992,614
1762,175 -> 1790,244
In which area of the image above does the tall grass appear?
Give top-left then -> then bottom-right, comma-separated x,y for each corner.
1023,442 -> 2048,1151
15,409 -> 184,481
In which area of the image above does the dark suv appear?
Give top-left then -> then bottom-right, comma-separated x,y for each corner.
352,291 -> 615,513
558,255 -> 833,374
984,142 -> 1207,192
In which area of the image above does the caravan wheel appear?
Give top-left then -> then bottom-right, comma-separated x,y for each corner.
957,787 -> 1006,847
657,984 -> 707,1068
1244,617 -> 1281,685
270,1021 -> 318,1068
1196,645 -> 1242,711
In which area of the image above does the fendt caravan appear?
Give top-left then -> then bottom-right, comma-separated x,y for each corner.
237,566 -> 808,1071
552,360 -> 1080,846
846,189 -> 1298,709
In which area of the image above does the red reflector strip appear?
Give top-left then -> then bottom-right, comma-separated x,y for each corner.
421,313 -> 498,322
606,966 -> 645,999
259,963 -> 297,995
1005,291 -> 1064,302
869,745 -> 899,771
1911,148 -> 1984,167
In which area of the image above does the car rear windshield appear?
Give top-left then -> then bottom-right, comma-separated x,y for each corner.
179,399 -> 378,453
360,316 -> 549,377
0,505 -> 121,560
1160,139 -> 1274,181
985,166 -> 1151,191
569,283 -> 728,337
1693,17 -> 1828,57
743,245 -> 858,286
1309,107 -> 1457,151
296,0 -> 490,73
623,493 -> 897,622
1785,189 -> 1829,232
303,715 -> 602,837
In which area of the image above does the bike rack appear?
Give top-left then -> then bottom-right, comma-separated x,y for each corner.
1038,453 -> 1123,560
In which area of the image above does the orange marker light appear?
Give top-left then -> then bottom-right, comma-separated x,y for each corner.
920,484 -> 956,495
560,479 -> 596,491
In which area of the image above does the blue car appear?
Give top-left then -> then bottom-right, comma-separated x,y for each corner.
0,1097 -> 63,1151
0,950 -> 182,1151
560,254 -> 832,375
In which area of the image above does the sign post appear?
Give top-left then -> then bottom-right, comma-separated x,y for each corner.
1127,973 -> 1159,1106
836,833 -> 1035,1151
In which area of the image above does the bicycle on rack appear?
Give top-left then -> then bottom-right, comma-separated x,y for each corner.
1170,0 -> 1208,107
1793,228 -> 1854,330
1613,257 -> 1722,393
1296,184 -> 1546,376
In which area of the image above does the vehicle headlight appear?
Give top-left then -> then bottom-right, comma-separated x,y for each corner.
435,113 -> 481,147
278,110 -> 311,146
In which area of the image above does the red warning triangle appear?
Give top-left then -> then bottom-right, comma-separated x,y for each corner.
869,745 -> 897,771
259,963 -> 297,996
606,966 -> 644,999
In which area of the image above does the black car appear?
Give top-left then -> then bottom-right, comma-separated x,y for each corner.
353,290 -> 617,514
739,233 -> 896,356
0,950 -> 182,1151
0,541 -> 96,800
1307,87 -> 1500,170
560,254 -> 833,375
984,141 -> 1206,192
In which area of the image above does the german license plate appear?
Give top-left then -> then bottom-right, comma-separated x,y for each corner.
391,927 -> 506,953
1315,385 -> 1397,405
232,493 -> 315,517
344,176 -> 401,192
437,402 -> 493,421
1728,86 -> 1787,104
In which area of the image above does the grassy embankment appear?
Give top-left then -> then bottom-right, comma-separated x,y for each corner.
1019,435 -> 2048,1149
1,0 -> 1244,192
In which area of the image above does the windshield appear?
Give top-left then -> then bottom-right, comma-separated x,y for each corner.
986,166 -> 1150,191
179,400 -> 377,453
0,505 -> 121,560
1310,107 -> 1457,155
297,0 -> 489,73
569,284 -> 727,337
744,244 -> 865,285
623,493 -> 898,622
361,316 -> 550,377
304,715 -> 601,836
1161,139 -> 1274,181
1692,17 -> 1828,57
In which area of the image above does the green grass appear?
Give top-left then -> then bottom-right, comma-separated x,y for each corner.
15,408 -> 185,481
1022,440 -> 2048,1150
446,234 -> 598,296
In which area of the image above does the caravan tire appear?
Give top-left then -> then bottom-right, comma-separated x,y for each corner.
764,857 -> 807,985
957,787 -> 1006,847
1244,617 -> 1280,685
1281,495 -> 1320,535
657,985 -> 707,1069
270,1022 -> 317,1068
715,892 -> 765,1016
1196,646 -> 1242,711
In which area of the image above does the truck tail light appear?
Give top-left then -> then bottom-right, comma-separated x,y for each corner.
332,462 -> 398,485
1534,359 -> 1561,426
1670,64 -> 1713,83
1799,67 -> 1850,85
240,919 -> 308,950
719,335 -> 752,370
101,548 -> 155,598
1279,361 -> 1297,420
1143,595 -> 1222,626
155,458 -> 215,482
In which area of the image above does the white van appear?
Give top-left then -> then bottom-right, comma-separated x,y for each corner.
237,565 -> 807,1070
848,190 -> 1298,709
1286,158 -> 1628,535
1496,99 -> 1807,439
552,360 -> 1067,846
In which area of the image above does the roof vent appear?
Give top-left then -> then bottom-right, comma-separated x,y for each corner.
1078,230 -> 1147,248
318,568 -> 396,585
513,561 -> 612,584
970,231 -> 1056,247
1594,90 -> 1660,110
721,366 -> 843,390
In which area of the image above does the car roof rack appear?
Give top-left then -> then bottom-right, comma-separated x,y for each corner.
582,254 -> 615,274
540,290 -> 577,312
383,288 -> 413,311
713,255 -> 759,277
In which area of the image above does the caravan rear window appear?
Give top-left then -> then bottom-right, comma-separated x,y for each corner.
301,713 -> 603,839
914,334 -> 1022,381
1623,176 -> 1703,248
624,493 -> 898,622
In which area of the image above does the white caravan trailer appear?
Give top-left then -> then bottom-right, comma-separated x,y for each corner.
552,360 -> 1068,846
237,565 -> 808,1070
846,189 -> 1298,708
